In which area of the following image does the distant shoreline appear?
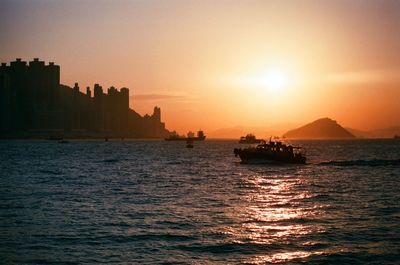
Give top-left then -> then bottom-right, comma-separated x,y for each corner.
0,137 -> 398,141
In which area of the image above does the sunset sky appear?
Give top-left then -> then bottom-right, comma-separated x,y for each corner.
1,0 -> 400,134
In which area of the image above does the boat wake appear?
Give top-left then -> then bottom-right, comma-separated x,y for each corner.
317,159 -> 400,167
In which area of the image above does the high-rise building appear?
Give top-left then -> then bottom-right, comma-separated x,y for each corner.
0,58 -> 170,138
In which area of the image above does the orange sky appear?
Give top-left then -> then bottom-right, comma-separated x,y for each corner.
1,0 -> 400,134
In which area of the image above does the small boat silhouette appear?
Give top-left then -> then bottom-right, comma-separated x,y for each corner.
239,134 -> 263,144
186,138 -> 194,148
166,130 -> 206,141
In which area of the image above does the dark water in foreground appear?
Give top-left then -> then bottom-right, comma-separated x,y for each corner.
1,140 -> 400,264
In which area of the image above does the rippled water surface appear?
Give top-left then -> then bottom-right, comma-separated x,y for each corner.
1,140 -> 400,264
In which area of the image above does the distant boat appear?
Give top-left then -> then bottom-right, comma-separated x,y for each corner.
165,130 -> 206,141
58,139 -> 69,144
186,138 -> 194,148
239,134 -> 263,144
46,136 -> 63,141
234,140 -> 306,164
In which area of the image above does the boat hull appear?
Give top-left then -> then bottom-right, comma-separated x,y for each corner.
234,148 -> 306,164
238,139 -> 263,144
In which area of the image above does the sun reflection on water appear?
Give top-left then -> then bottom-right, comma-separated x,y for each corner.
226,174 -> 327,263
248,250 -> 324,264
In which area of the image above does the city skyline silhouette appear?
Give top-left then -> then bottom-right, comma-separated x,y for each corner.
0,58 -> 168,138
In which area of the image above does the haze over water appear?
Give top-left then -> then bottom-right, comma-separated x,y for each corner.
2,0 -> 400,132
1,140 -> 399,264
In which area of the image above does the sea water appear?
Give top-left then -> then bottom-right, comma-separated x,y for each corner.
1,140 -> 399,264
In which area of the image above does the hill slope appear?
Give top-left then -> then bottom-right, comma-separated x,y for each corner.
283,118 -> 355,139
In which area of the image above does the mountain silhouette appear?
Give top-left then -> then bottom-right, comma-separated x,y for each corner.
283,118 -> 355,139
347,126 -> 400,138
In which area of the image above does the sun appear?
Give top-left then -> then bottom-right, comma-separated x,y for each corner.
238,70 -> 289,94
261,71 -> 288,92
233,68 -> 292,96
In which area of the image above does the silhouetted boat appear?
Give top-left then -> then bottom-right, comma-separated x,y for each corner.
234,140 -> 306,164
239,134 -> 263,144
46,136 -> 63,141
58,139 -> 69,144
186,138 -> 194,148
165,130 -> 206,141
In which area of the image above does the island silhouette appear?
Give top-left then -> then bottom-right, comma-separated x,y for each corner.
283,118 -> 355,139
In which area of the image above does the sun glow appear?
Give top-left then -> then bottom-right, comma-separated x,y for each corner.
261,71 -> 288,91
236,70 -> 291,95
